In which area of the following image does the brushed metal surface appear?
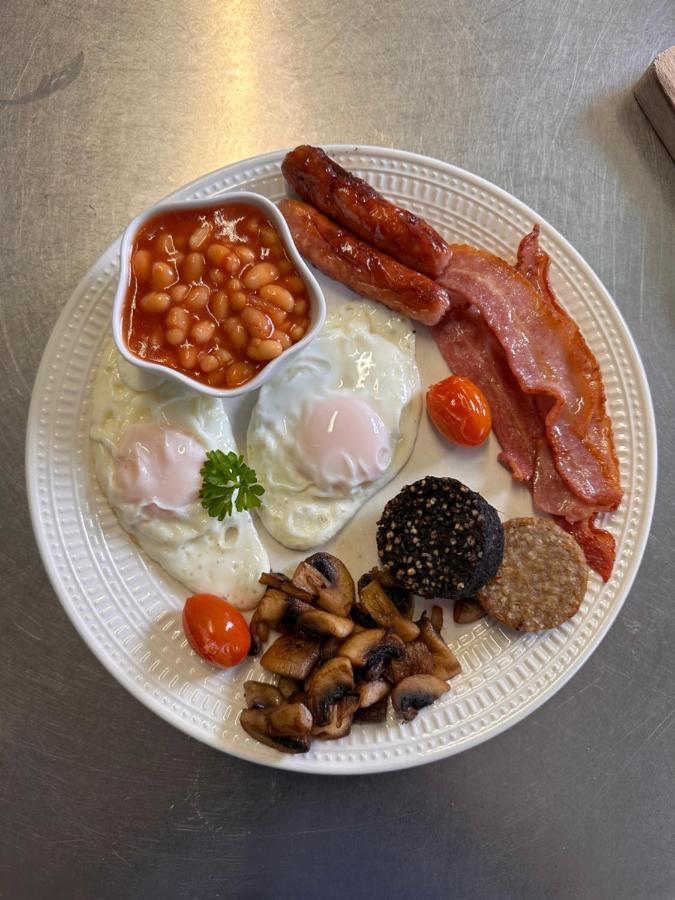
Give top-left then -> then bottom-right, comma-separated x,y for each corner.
1,1 -> 673,898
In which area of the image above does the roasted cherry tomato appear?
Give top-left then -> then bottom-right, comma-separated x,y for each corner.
182,593 -> 251,668
426,375 -> 492,447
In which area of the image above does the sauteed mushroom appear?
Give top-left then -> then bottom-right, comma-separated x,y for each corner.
355,569 -> 414,626
453,597 -> 486,624
306,656 -> 359,727
356,578 -> 419,641
340,628 -> 406,680
240,705 -> 313,754
357,678 -> 390,709
417,613 -> 462,679
296,608 -> 354,639
354,695 -> 389,724
261,634 -> 322,680
259,571 -> 316,603
391,674 -> 450,721
430,605 -> 444,632
385,639 -> 434,683
292,552 -> 355,617
243,681 -> 284,709
241,554 -> 464,752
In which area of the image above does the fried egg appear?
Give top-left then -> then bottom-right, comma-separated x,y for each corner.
90,342 -> 268,609
246,301 -> 421,549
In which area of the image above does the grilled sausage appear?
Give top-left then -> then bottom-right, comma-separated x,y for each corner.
278,199 -> 450,326
281,145 -> 451,278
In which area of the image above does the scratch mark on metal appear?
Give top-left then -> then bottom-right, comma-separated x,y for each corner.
0,52 -> 84,109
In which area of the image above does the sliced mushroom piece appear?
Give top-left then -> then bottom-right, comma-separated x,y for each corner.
257,589 -> 314,633
248,606 -> 269,656
340,628 -> 406,681
277,677 -> 301,699
354,695 -> 389,724
385,639 -> 434,684
306,656 -> 359,726
391,674 -> 450,721
453,597 -> 486,624
430,605 -> 444,632
319,635 -> 343,662
240,707 -> 312,754
357,578 -> 420,642
357,678 -> 390,709
296,608 -> 355,640
267,701 -> 314,738
311,700 -> 358,740
260,634 -> 322,680
363,568 -> 415,618
417,613 -> 462,680
259,571 -> 316,603
292,552 -> 355,617
243,681 -> 284,709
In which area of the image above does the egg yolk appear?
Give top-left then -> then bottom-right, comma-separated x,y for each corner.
297,395 -> 392,492
114,423 -> 205,513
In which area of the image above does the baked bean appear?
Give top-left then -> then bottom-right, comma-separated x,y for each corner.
213,347 -> 233,366
210,290 -> 229,320
178,345 -> 198,369
199,353 -> 220,373
223,254 -> 240,274
259,283 -> 294,312
152,261 -> 177,290
247,338 -> 283,361
166,327 -> 187,346
225,360 -> 256,388
267,307 -> 287,328
242,262 -> 278,290
235,245 -> 256,264
166,306 -> 190,330
230,291 -> 248,312
283,275 -> 305,294
189,221 -> 212,250
184,285 -> 210,311
225,317 -> 248,349
182,252 -> 205,282
260,226 -> 280,248
241,307 -> 274,339
139,291 -> 171,314
206,243 -> 231,266
207,369 -> 227,387
169,283 -> 189,303
289,323 -> 306,343
242,216 -> 259,236
273,329 -> 292,350
191,320 -> 216,345
132,249 -> 152,281
155,232 -> 176,256
126,203 -> 303,391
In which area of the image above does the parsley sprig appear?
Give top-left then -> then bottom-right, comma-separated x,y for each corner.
199,450 -> 265,520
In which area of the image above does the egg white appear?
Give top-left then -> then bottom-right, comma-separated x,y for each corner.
247,301 -> 421,550
90,342 -> 269,609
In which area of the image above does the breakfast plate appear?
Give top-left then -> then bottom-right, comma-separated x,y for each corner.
26,146 -> 657,773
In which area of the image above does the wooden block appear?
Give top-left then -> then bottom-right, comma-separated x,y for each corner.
634,46 -> 675,159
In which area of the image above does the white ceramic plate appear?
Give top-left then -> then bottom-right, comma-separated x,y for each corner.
26,146 -> 657,774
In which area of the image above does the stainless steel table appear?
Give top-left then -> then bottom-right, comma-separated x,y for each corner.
1,2 -> 673,897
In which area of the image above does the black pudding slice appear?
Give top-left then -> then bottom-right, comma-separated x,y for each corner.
376,476 -> 504,600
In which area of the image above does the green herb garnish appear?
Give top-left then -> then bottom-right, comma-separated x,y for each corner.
199,450 -> 265,520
